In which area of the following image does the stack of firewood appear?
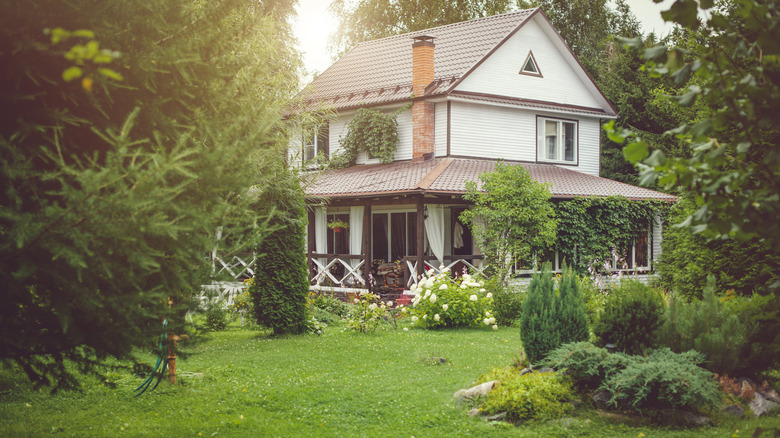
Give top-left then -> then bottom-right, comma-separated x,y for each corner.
376,261 -> 404,286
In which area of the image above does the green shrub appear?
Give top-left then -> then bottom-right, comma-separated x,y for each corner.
520,270 -> 558,364
604,348 -> 720,411
409,270 -> 494,329
520,268 -> 589,364
578,276 -> 607,329
725,292 -> 780,375
657,194 -> 780,300
249,175 -> 309,336
204,305 -> 228,331
545,342 -> 629,390
546,343 -> 721,412
657,276 -> 749,375
311,307 -> 342,325
486,277 -> 525,326
556,268 -> 590,345
475,368 -> 574,423
594,279 -> 663,354
345,292 -> 387,333
312,293 -> 350,317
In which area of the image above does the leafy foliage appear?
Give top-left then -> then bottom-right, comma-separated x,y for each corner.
0,0 -> 299,390
409,270 -> 494,329
594,280 -> 664,354
656,194 -> 780,299
553,197 -> 662,274
578,275 -> 607,329
520,268 -> 589,364
248,172 -> 310,336
485,277 -> 525,327
345,292 -> 388,333
461,162 -> 557,285
606,0 -> 780,255
329,106 -> 408,168
657,277 -> 750,375
474,368 -> 574,423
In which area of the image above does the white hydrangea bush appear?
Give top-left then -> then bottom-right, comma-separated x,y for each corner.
408,269 -> 494,329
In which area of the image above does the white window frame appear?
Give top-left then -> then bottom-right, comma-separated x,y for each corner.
301,123 -> 329,167
536,117 -> 578,165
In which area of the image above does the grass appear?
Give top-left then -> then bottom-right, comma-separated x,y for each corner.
1,319 -> 779,437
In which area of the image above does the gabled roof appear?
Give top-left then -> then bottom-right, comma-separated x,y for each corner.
298,9 -> 536,111
305,158 -> 677,202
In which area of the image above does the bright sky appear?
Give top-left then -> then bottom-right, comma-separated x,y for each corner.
294,0 -> 678,80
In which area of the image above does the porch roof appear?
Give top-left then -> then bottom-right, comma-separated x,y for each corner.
304,158 -> 677,202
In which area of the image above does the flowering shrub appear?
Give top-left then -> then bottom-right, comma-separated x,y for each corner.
409,270 -> 494,329
345,292 -> 387,333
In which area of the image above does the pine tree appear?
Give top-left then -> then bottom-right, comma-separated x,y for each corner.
0,0 -> 300,389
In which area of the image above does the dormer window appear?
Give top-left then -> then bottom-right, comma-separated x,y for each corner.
519,50 -> 542,77
537,117 -> 577,164
302,123 -> 329,166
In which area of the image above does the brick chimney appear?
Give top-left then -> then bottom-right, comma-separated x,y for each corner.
412,35 -> 435,162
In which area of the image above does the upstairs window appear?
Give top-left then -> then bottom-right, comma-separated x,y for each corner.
537,117 -> 577,164
519,50 -> 542,77
302,123 -> 329,166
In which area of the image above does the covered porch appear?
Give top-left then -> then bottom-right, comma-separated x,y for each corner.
303,157 -> 676,296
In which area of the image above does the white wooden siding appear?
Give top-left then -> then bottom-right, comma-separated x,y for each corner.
576,118 -> 600,176
454,16 -> 602,110
449,101 -> 536,161
435,102 -> 447,157
449,101 -> 601,176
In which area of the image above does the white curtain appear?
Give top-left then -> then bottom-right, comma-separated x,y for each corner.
424,205 -> 445,267
315,207 -> 327,266
349,206 -> 364,269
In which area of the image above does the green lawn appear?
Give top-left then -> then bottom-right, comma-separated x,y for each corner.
1,322 -> 778,437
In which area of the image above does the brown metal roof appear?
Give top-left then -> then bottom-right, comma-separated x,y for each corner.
305,158 -> 677,201
298,9 -> 536,110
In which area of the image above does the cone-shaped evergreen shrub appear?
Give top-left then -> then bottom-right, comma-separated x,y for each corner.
556,268 -> 590,345
520,269 -> 559,364
249,174 -> 309,335
521,267 -> 590,364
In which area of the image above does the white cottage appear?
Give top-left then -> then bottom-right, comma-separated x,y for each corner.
292,8 -> 675,294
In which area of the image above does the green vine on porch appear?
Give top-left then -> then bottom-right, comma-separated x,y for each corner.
553,197 -> 668,274
328,103 -> 412,168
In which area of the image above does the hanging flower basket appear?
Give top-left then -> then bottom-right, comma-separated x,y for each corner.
327,219 -> 349,232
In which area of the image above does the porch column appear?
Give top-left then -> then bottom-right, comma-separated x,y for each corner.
362,201 -> 372,292
416,196 -> 425,280
307,208 -> 315,280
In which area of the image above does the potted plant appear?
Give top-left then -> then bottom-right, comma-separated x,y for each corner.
327,219 -> 349,233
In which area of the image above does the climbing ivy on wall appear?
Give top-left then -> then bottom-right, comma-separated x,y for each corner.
329,104 -> 411,168
553,197 -> 666,274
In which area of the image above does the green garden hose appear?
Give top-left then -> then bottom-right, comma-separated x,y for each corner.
133,319 -> 168,396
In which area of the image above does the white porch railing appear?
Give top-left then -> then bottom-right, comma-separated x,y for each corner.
404,256 -> 487,287
309,254 -> 366,289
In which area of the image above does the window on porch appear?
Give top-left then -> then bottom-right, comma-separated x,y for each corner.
372,212 -> 418,262
326,213 -> 349,254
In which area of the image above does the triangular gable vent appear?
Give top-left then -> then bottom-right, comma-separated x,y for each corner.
520,50 -> 542,77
